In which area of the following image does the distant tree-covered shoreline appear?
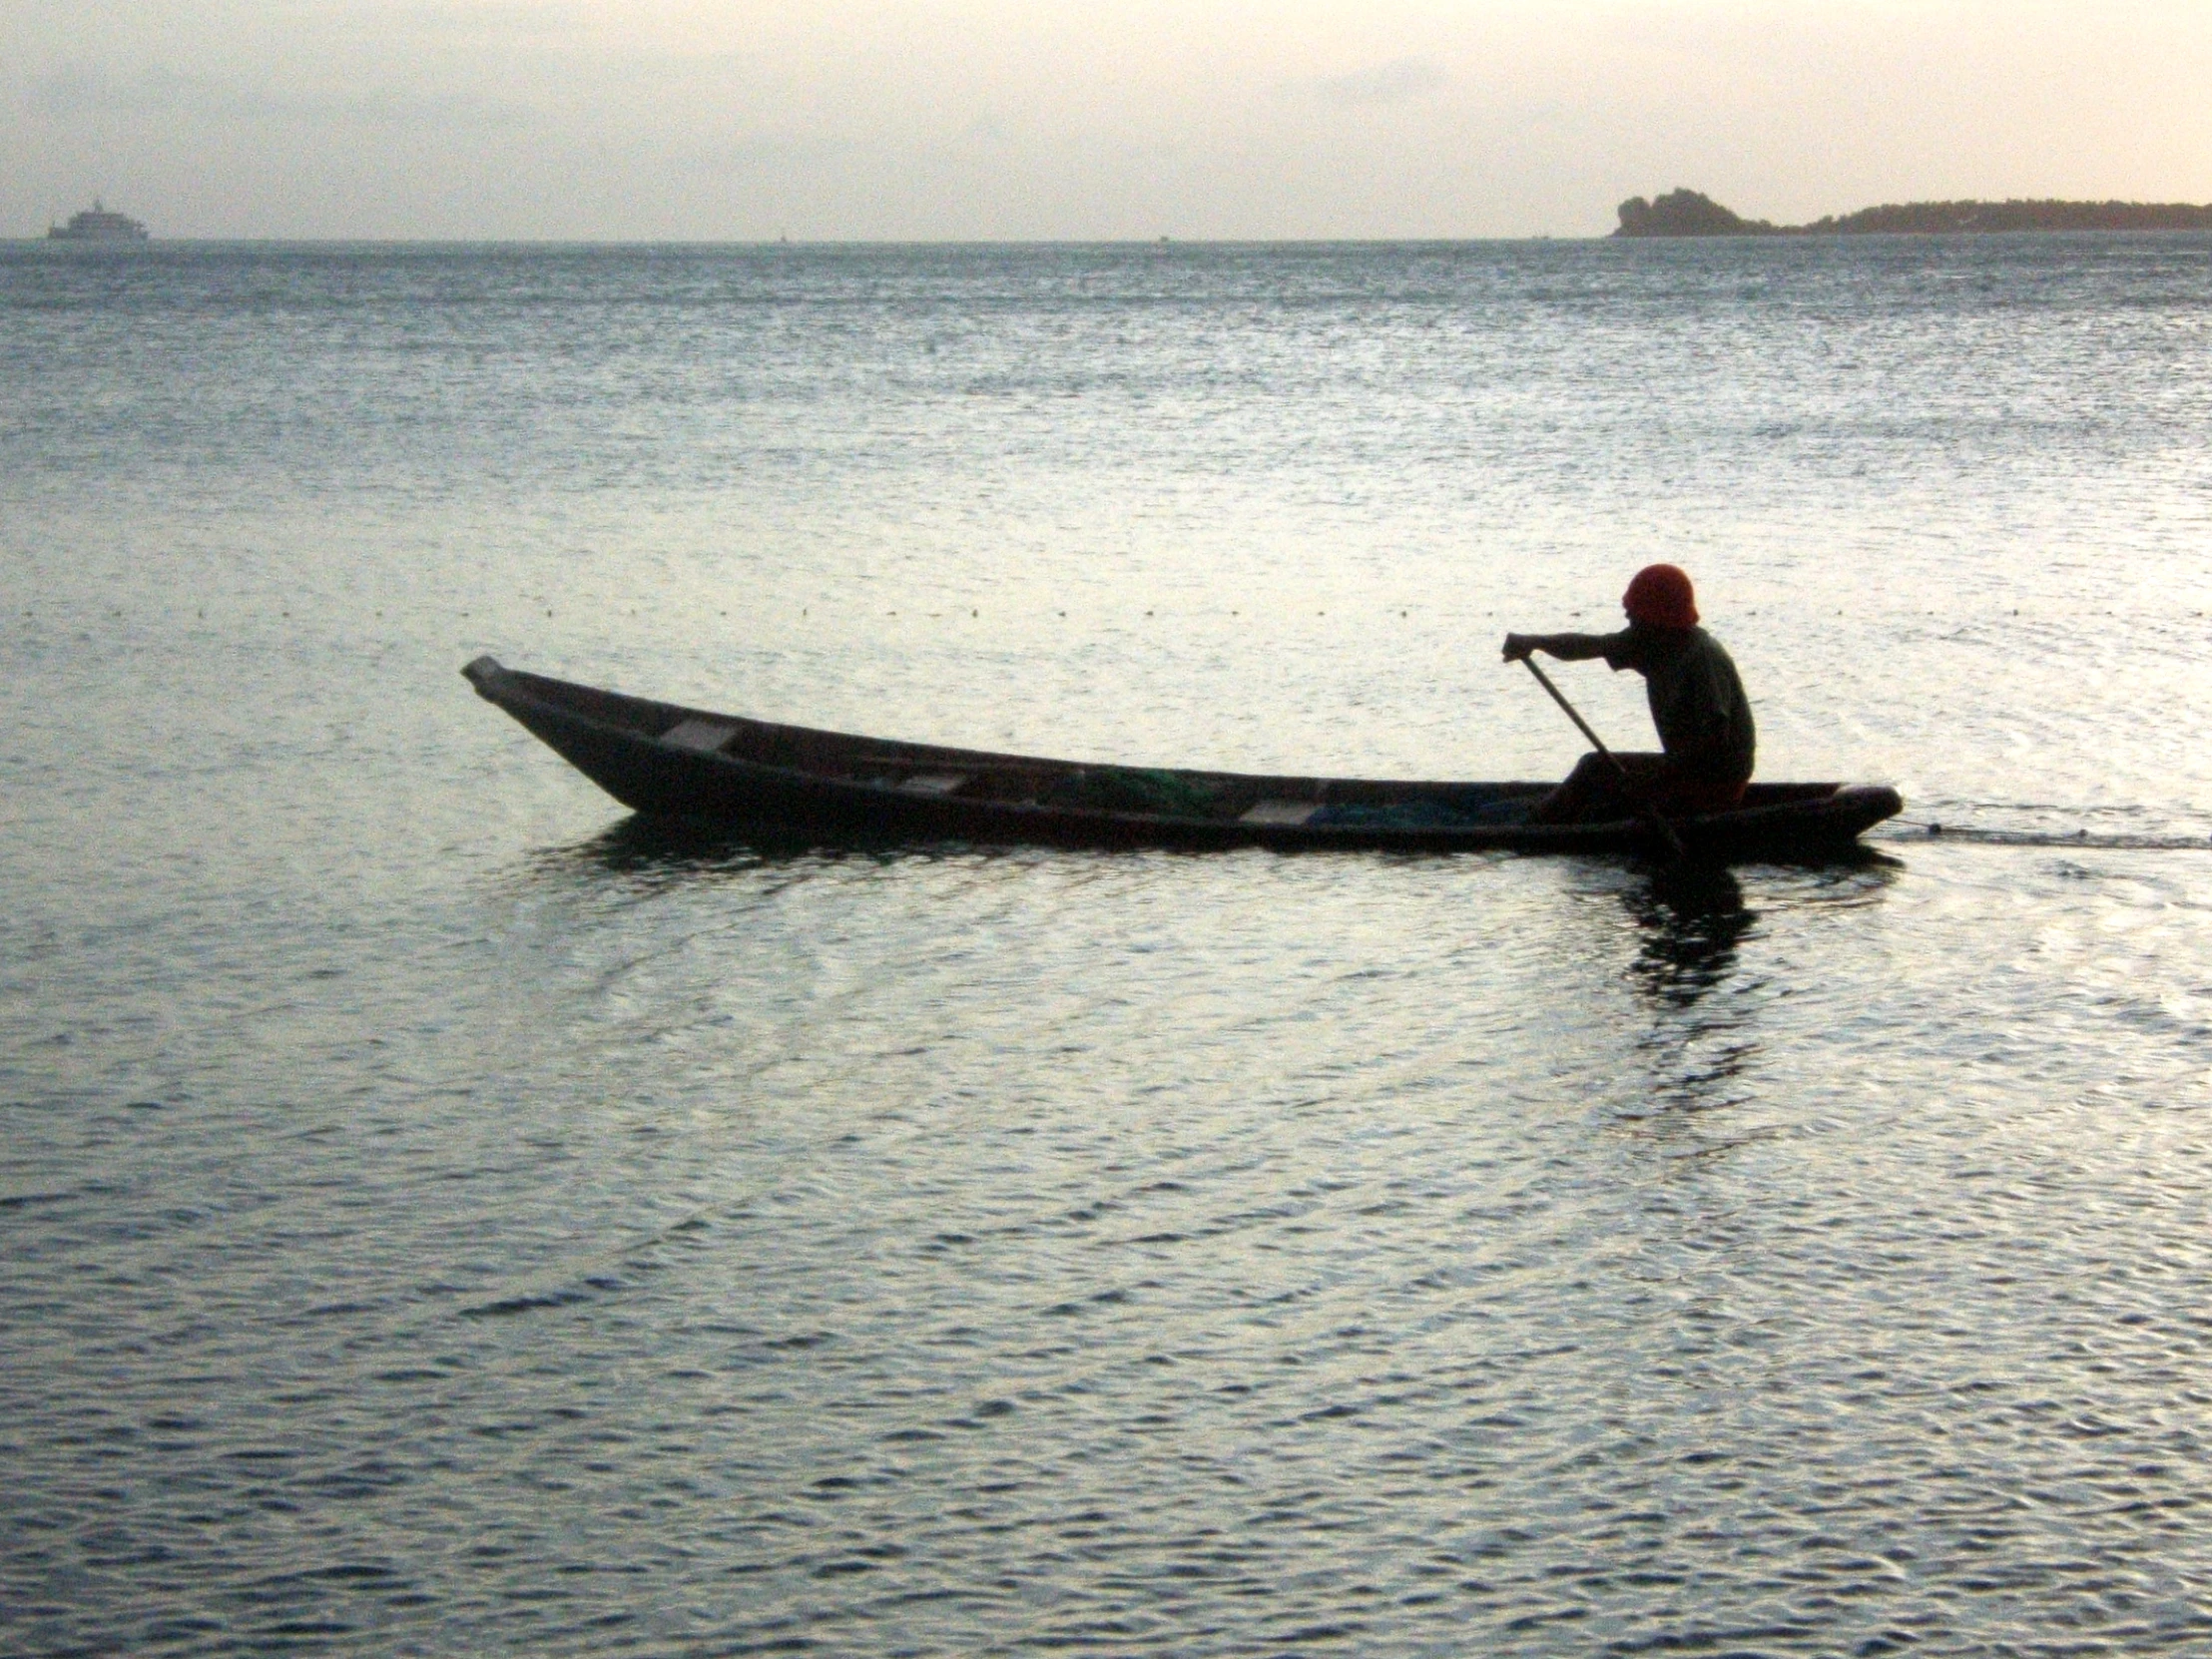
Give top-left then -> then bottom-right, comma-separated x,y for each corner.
1615,188 -> 2212,237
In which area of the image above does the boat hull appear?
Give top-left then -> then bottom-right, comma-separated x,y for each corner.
465,657 -> 1903,860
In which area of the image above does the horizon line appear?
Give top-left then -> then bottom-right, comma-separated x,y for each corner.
22,228 -> 2212,248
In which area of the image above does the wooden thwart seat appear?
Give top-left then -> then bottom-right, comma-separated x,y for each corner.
661,718 -> 738,754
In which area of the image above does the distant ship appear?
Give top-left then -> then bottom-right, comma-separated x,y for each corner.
47,200 -> 151,242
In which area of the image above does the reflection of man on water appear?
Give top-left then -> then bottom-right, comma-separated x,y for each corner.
1626,866 -> 1755,1010
1502,564 -> 1756,825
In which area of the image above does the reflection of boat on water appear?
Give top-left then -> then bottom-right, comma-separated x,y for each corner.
47,201 -> 151,242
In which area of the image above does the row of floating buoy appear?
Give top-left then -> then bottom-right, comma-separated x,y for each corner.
1897,819 -> 2212,847
746,606 -> 1427,620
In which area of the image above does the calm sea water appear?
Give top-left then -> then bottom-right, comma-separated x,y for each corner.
6,237 -> 2212,1656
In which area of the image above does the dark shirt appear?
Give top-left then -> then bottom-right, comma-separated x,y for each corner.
1599,625 -> 1756,783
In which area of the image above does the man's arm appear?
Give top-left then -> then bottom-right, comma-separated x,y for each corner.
1501,632 -> 1617,663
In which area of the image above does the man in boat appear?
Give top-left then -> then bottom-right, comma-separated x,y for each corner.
1501,564 -> 1755,824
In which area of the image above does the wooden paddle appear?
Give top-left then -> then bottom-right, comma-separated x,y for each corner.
1518,655 -> 1688,859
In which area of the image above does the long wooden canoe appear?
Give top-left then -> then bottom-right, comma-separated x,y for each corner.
464,657 -> 1902,859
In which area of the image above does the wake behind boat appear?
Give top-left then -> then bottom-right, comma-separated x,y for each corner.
465,657 -> 1902,859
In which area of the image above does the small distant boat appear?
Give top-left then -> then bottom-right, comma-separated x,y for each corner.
465,657 -> 1903,861
48,200 -> 150,242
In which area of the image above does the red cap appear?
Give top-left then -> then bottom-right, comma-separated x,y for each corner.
1623,564 -> 1698,630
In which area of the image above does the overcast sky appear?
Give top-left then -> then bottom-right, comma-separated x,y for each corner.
9,2 -> 2210,240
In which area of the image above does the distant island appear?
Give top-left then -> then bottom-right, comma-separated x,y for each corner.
1615,188 -> 2212,237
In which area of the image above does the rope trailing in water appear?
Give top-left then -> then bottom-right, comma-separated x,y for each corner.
1881,817 -> 2212,849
